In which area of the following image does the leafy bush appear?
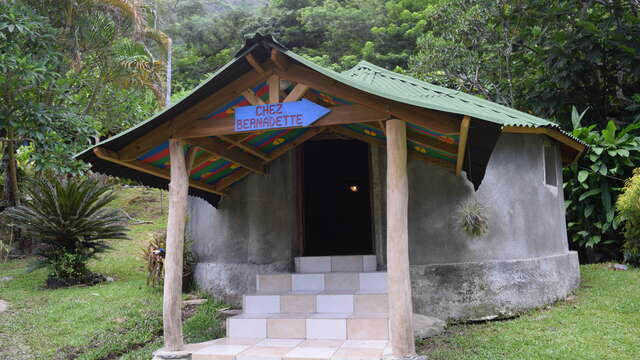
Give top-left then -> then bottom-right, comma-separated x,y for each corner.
141,230 -> 197,292
2,177 -> 128,285
615,168 -> 640,265
564,107 -> 640,262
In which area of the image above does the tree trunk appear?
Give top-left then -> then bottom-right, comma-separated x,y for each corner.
162,138 -> 188,351
165,38 -> 172,108
386,119 -> 415,356
3,130 -> 28,253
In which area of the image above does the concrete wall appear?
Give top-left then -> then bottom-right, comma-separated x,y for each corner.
188,151 -> 298,304
189,133 -> 580,319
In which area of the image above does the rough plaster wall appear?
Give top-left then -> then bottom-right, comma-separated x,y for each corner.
188,151 -> 297,304
370,133 -> 570,265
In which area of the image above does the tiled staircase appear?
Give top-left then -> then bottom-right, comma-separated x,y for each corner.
188,255 -> 392,360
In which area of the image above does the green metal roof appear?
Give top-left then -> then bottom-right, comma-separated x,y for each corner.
281,50 -> 583,144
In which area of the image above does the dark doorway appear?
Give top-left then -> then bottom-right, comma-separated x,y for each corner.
301,139 -> 373,256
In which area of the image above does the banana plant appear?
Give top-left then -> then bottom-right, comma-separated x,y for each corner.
564,107 -> 640,262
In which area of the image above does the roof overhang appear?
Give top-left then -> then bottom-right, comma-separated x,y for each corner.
76,33 -> 582,207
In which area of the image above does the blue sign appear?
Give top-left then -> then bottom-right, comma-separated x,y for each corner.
234,99 -> 331,132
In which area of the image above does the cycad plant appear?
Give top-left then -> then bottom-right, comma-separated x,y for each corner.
2,177 -> 128,285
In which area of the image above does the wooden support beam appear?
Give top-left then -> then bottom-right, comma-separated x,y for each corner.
268,74 -> 280,104
283,83 -> 309,103
330,126 -> 386,147
455,115 -> 471,176
245,53 -> 264,74
332,126 -> 456,171
93,147 -> 225,196
378,121 -> 386,135
163,139 -> 188,351
385,119 -> 415,357
406,130 -> 458,155
214,168 -> 252,192
271,48 -> 288,71
175,104 -> 389,138
191,152 -> 216,171
268,127 -> 325,160
117,68 -> 273,161
219,135 -> 271,161
242,88 -> 265,106
185,146 -> 198,174
274,62 -> 459,134
184,137 -> 265,174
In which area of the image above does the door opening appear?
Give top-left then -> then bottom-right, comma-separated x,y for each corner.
301,139 -> 373,256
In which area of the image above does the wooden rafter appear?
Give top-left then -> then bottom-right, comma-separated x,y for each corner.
242,88 -> 265,106
245,53 -> 264,74
93,147 -> 225,196
117,67 -> 274,161
270,48 -> 288,71
214,127 -> 326,192
455,116 -> 471,176
185,146 -> 198,173
406,128 -> 458,155
218,135 -> 271,161
191,152 -> 216,171
331,125 -> 455,172
184,137 -> 265,174
268,127 -> 325,160
283,83 -> 309,102
268,74 -> 280,104
214,168 -> 252,192
175,104 -> 389,139
270,54 -> 459,135
330,126 -> 385,147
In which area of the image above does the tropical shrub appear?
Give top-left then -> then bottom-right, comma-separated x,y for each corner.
2,177 -> 128,286
615,168 -> 640,265
564,107 -> 640,262
142,229 -> 197,292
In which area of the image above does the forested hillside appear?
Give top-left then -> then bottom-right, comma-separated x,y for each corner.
2,0 -> 640,262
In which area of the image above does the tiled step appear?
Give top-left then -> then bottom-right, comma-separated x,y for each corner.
256,272 -> 387,294
294,255 -> 377,273
187,337 -> 392,360
226,313 -> 389,340
243,292 -> 388,314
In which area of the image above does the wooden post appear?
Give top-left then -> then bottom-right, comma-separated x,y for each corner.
163,139 -> 189,351
386,119 -> 415,356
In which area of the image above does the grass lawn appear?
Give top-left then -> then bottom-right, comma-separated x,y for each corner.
419,264 -> 640,360
1,186 -> 639,359
0,187 -> 225,360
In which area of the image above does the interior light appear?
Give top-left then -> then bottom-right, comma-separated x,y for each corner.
349,185 -> 359,192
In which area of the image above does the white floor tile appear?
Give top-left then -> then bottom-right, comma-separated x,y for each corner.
358,273 -> 387,292
245,295 -> 281,314
257,339 -> 304,347
306,319 -> 347,340
296,257 -> 332,273
228,318 -> 267,338
285,346 -> 338,359
341,340 -> 388,349
293,274 -> 325,292
316,295 -> 354,313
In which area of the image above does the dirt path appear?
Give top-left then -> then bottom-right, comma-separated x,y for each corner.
0,300 -> 32,360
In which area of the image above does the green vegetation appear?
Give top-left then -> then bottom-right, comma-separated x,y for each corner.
616,169 -> 640,265
419,264 -> 640,360
0,187 -> 225,359
564,108 -> 640,262
3,177 -> 128,285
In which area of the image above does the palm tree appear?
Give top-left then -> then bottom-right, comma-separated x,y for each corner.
2,177 -> 128,285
